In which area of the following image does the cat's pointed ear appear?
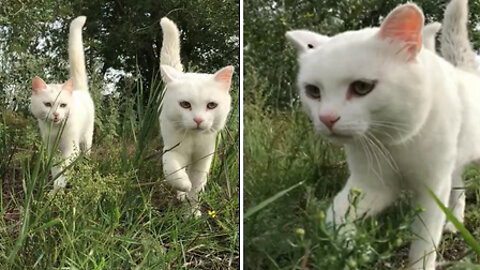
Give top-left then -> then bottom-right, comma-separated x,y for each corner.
32,76 -> 47,94
378,4 -> 424,60
285,30 -> 330,54
161,64 -> 183,83
213,66 -> 234,90
62,78 -> 73,94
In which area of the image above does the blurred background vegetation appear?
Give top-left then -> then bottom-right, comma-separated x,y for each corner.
0,1 -> 239,269
244,0 -> 480,269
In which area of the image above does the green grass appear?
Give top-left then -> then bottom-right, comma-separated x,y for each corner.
0,77 -> 239,269
244,93 -> 480,269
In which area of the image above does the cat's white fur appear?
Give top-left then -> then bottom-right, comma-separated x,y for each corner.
286,0 -> 479,269
159,17 -> 233,216
31,16 -> 94,190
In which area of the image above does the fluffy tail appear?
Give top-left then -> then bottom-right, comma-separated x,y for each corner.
160,17 -> 183,72
440,0 -> 478,70
423,22 -> 441,51
69,16 -> 89,91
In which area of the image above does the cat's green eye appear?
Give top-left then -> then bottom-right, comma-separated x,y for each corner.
350,80 -> 376,96
305,84 -> 321,100
44,102 -> 52,107
207,102 -> 218,109
179,101 -> 191,109
60,103 -> 67,108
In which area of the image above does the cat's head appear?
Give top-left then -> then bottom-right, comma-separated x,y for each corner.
30,77 -> 73,124
287,4 -> 432,145
160,65 -> 233,133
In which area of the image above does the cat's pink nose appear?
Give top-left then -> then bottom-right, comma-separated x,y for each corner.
193,117 -> 204,125
53,112 -> 59,117
319,114 -> 340,130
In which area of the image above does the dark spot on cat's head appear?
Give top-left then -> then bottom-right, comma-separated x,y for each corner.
307,44 -> 314,49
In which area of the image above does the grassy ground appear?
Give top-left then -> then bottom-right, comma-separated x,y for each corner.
0,81 -> 239,269
243,97 -> 480,269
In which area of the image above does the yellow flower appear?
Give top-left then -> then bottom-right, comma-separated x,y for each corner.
207,210 -> 216,218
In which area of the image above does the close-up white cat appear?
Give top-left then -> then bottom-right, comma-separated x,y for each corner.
285,0 -> 480,268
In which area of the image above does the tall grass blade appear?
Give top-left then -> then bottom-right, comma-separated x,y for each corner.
427,187 -> 480,256
245,180 -> 304,219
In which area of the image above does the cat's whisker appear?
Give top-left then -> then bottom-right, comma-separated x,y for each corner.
366,132 -> 400,175
359,136 -> 375,177
369,126 -> 399,143
369,122 -> 409,135
360,135 -> 385,186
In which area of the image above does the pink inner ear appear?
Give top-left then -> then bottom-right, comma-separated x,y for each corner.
214,66 -> 234,85
32,77 -> 47,94
378,5 -> 424,59
63,78 -> 73,94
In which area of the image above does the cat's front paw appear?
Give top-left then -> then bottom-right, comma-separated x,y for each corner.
444,221 -> 459,233
325,207 -> 357,239
192,208 -> 202,219
53,176 -> 67,191
168,177 -> 192,192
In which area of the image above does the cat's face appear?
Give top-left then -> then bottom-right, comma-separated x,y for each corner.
161,65 -> 233,133
30,77 -> 73,125
287,4 -> 432,145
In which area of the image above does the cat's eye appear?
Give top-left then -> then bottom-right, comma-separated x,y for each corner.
44,102 -> 52,107
305,84 -> 321,100
179,101 -> 191,109
207,102 -> 218,109
350,80 -> 376,96
60,103 -> 67,108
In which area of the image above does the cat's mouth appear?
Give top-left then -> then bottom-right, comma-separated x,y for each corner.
192,126 -> 208,132
325,132 -> 355,141
191,126 -> 217,133
51,117 -> 63,124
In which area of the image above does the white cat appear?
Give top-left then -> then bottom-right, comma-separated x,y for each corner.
159,17 -> 233,216
31,16 -> 94,190
286,0 -> 480,269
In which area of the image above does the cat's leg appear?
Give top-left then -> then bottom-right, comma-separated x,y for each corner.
326,174 -> 398,225
51,165 -> 66,190
408,177 -> 452,270
163,151 -> 192,192
52,140 -> 77,191
189,154 -> 214,193
445,166 -> 465,233
184,153 -> 214,217
81,124 -> 94,155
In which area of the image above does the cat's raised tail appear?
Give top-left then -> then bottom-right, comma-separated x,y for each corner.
160,17 -> 183,73
423,22 -> 441,51
69,16 -> 89,91
441,0 -> 477,70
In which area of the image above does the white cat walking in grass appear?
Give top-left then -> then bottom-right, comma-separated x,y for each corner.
30,16 -> 93,190
286,0 -> 480,269
159,17 -> 233,216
